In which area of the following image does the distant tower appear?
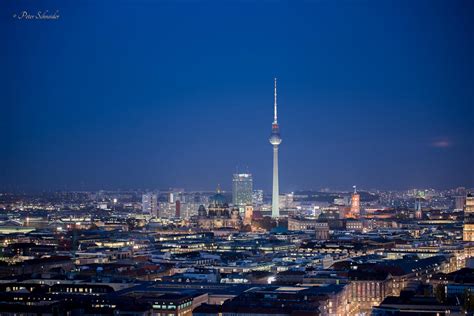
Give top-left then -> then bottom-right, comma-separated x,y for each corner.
415,192 -> 423,219
175,200 -> 181,218
350,185 -> 360,218
269,78 -> 282,218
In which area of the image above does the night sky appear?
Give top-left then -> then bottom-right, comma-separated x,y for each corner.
1,0 -> 473,192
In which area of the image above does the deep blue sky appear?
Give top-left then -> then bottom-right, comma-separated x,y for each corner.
1,0 -> 473,192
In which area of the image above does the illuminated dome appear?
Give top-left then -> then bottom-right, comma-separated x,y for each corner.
209,185 -> 227,206
209,192 -> 226,205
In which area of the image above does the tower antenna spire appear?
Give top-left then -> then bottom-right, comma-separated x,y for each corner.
274,77 -> 278,124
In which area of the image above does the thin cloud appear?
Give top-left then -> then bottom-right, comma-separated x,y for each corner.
431,138 -> 452,148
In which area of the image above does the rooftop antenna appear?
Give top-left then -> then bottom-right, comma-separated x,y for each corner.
353,185 -> 357,194
273,77 -> 278,124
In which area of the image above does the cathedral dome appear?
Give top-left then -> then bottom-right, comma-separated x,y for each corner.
209,192 -> 226,206
209,185 -> 227,206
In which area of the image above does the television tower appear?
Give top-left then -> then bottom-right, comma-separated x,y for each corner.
269,78 -> 282,218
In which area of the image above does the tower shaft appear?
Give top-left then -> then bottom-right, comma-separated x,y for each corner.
272,145 -> 279,217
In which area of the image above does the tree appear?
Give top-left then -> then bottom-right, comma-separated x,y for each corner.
434,284 -> 446,303
463,289 -> 474,312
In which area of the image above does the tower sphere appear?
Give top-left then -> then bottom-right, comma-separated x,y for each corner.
269,133 -> 282,145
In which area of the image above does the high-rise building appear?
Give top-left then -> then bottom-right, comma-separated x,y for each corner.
269,78 -> 282,218
252,190 -> 264,205
168,188 -> 184,204
279,193 -> 294,209
142,193 -> 157,215
175,200 -> 181,218
232,173 -> 253,207
455,196 -> 467,210
158,202 -> 177,218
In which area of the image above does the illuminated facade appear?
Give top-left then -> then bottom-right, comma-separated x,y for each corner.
232,173 -> 253,212
244,205 -> 253,226
197,188 -> 242,230
288,217 -> 319,231
142,193 -> 158,215
463,194 -> 474,241
463,223 -> 474,242
315,222 -> 330,240
465,194 -> 474,214
350,274 -> 393,314
252,189 -> 264,205
349,186 -> 360,218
